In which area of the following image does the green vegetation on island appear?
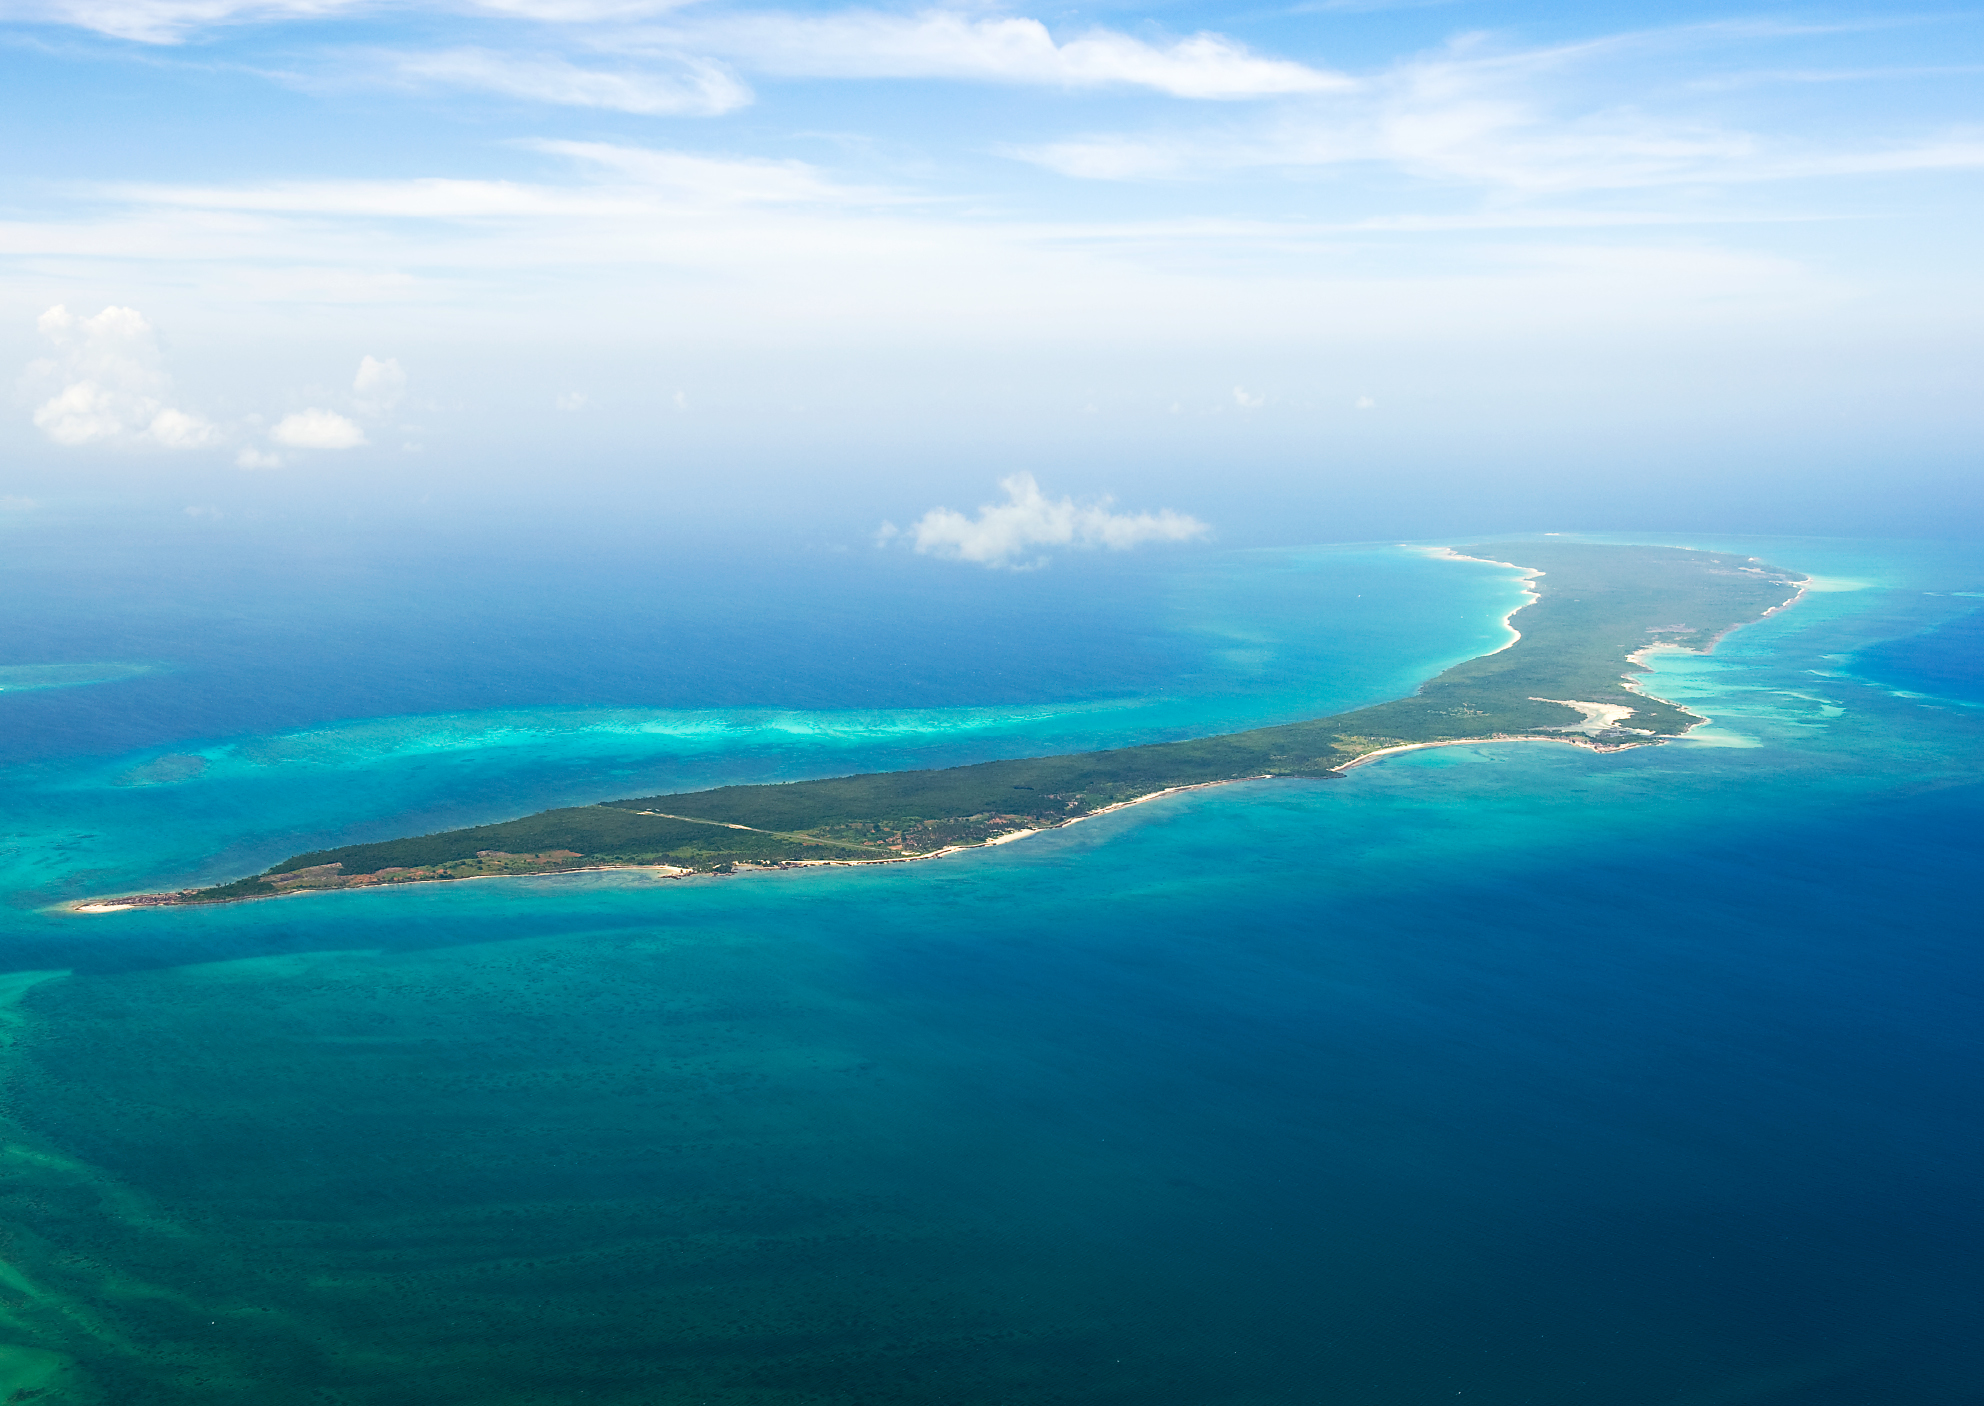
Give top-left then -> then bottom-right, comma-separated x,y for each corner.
107,543 -> 1803,908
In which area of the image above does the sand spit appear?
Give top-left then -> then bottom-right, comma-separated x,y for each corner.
1529,698 -> 1647,735
1334,732 -> 1658,772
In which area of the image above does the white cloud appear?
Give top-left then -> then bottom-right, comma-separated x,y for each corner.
11,0 -> 698,42
1007,136 -> 1184,181
11,137 -> 1855,373
529,140 -> 881,205
112,179 -> 759,226
646,11 -> 1349,100
353,353 -> 407,411
1012,24 -> 1984,192
25,303 -> 218,450
1233,385 -> 1265,409
270,408 -> 367,448
465,0 -> 699,19
387,48 -> 750,116
236,447 -> 284,468
31,380 -> 126,446
18,0 -> 1338,107
905,473 -> 1209,568
6,145 -> 1849,391
21,0 -> 367,43
101,143 -> 875,222
145,405 -> 221,447
555,391 -> 589,410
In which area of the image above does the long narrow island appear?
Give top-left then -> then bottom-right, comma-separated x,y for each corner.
91,543 -> 1804,908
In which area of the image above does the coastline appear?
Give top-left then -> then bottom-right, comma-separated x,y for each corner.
66,776 -> 1273,913
63,746 -> 1619,915
1619,646 -> 1713,733
1421,546 -> 1541,657
1334,732 -> 1656,772
67,544 -> 1808,916
1618,568 -> 1813,736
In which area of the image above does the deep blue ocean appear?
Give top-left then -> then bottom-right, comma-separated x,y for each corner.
1,517 -> 1981,1404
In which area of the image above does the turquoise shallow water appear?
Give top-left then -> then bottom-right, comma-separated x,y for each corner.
0,532 -> 1981,1402
0,541 -> 1526,905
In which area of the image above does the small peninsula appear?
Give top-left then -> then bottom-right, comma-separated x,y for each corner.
90,543 -> 1804,909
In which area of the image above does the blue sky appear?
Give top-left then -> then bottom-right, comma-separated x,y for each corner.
3,0 -> 1981,547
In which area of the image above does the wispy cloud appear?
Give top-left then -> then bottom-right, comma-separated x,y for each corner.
1283,0 -> 1460,13
531,140 -> 883,203
91,140 -> 874,221
1013,23 -> 1984,193
1685,64 -> 1984,93
466,0 -> 696,20
24,0 -> 1351,110
16,0 -> 698,43
386,48 -> 751,115
638,10 -> 1351,99
4,136 -> 1851,363
901,473 -> 1208,568
22,0 -> 366,44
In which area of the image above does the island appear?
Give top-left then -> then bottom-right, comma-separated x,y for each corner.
88,543 -> 1804,909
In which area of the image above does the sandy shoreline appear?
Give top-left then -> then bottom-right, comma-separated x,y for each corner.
1421,546 -> 1541,657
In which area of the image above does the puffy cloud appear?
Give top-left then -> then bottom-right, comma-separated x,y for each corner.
388,48 -> 750,115
905,473 -> 1208,568
1233,386 -> 1266,409
556,391 -> 590,410
146,406 -> 221,447
353,354 -> 407,411
25,304 -> 218,450
31,380 -> 125,446
648,11 -> 1348,100
270,408 -> 367,448
23,306 -> 399,456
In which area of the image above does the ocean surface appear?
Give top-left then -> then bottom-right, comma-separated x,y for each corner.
1,521 -> 1981,1404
